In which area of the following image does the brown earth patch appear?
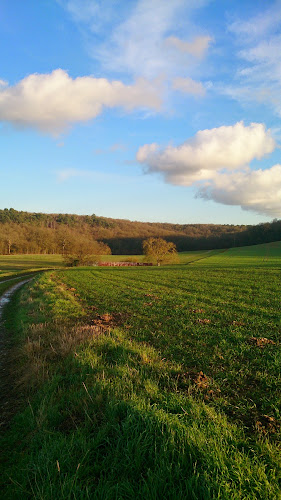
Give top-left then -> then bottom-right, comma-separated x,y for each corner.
173,369 -> 211,391
248,337 -> 276,348
91,311 -> 128,329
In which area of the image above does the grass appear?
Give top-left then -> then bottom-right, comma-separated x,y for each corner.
0,253 -> 63,293
0,254 -> 64,279
0,243 -> 281,498
195,241 -> 281,267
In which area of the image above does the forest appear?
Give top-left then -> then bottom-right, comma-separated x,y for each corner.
0,208 -> 280,255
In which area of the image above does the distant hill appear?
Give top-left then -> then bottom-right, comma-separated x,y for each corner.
0,208 -> 280,255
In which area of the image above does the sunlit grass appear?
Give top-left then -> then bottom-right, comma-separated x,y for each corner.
196,241 -> 281,267
0,254 -> 64,279
1,241 -> 280,498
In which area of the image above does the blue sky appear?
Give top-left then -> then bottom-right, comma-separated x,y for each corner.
0,0 -> 281,224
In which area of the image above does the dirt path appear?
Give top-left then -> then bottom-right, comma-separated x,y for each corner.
0,278 -> 33,429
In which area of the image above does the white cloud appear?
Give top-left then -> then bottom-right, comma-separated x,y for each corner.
0,69 -> 161,134
137,122 -> 275,185
198,165 -> 281,217
229,3 -> 281,40
238,34 -> 281,83
61,0 -> 99,24
226,3 -> 281,117
172,77 -> 205,96
136,121 -> 280,216
166,35 -> 212,58
96,0 -> 185,78
60,0 -> 212,85
59,0 -> 116,34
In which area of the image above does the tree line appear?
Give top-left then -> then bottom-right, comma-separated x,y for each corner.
0,208 -> 280,255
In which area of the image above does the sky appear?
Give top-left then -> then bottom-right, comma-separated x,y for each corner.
0,0 -> 281,224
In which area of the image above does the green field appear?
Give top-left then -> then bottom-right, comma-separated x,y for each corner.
0,254 -> 64,279
196,241 -> 281,267
1,241 -> 280,277
0,243 -> 281,499
0,250 -> 216,273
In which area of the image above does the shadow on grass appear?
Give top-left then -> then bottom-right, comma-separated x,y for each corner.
1,324 -> 279,500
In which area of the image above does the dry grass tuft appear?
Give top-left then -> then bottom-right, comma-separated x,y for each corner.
255,414 -> 279,434
248,337 -> 276,348
16,322 -> 108,389
197,318 -> 211,324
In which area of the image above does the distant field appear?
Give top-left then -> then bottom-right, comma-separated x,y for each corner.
100,250 -> 222,264
195,241 -> 281,267
178,248 -> 224,264
1,241 -> 280,498
0,241 -> 280,296
0,254 -> 64,279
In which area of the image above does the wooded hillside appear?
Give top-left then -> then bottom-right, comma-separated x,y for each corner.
0,208 -> 280,255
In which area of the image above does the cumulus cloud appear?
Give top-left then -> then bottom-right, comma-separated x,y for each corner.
136,122 -> 275,185
172,77 -> 205,96
166,35 -> 212,58
198,165 -> 281,217
0,69 -> 161,134
136,121 -> 280,216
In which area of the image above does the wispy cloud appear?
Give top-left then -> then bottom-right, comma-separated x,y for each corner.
225,2 -> 281,116
0,69 -> 162,134
165,35 -> 212,58
172,77 -> 206,96
229,3 -> 281,41
60,0 -> 100,26
58,0 -> 117,33
59,0 -> 212,89
95,0 -> 185,78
